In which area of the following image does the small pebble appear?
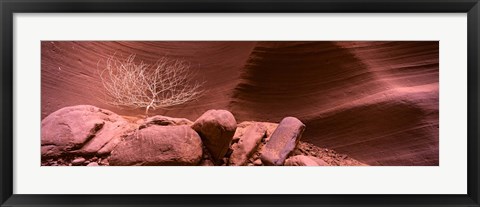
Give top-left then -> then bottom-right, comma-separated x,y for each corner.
71,157 -> 86,166
100,159 -> 109,166
87,162 -> 99,166
253,159 -> 262,166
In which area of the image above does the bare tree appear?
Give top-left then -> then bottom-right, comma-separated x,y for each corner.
99,54 -> 204,116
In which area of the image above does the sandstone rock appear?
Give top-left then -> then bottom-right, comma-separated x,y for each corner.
100,159 -> 109,166
253,159 -> 262,166
109,125 -> 203,166
87,162 -> 99,166
229,123 -> 266,166
284,155 -> 327,166
72,157 -> 86,166
41,105 -> 136,157
310,157 -> 328,166
260,117 -> 305,166
139,115 -> 193,129
200,159 -> 214,166
191,110 -> 237,163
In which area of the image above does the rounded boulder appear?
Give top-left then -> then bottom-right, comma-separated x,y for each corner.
191,110 -> 237,163
109,125 -> 203,166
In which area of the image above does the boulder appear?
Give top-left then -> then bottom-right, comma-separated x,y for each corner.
139,115 -> 193,129
229,123 -> 266,166
109,125 -> 203,166
191,110 -> 237,163
41,105 -> 136,157
260,117 -> 305,166
284,155 -> 327,166
71,157 -> 86,166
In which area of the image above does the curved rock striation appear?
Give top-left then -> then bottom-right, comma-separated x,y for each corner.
229,42 -> 438,166
41,41 -> 256,120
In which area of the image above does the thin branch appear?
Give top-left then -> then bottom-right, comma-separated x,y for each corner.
98,54 -> 204,115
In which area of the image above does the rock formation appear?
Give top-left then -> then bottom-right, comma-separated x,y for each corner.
41,105 -> 136,157
229,123 -> 266,166
109,125 -> 203,166
285,155 -> 328,166
260,117 -> 306,166
41,106 -> 366,166
191,110 -> 237,163
139,115 -> 194,128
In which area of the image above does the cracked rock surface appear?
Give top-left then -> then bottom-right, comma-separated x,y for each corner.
109,125 -> 203,166
41,106 -> 367,166
41,105 -> 137,157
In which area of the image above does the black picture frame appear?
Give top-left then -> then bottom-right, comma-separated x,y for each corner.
1,0 -> 479,206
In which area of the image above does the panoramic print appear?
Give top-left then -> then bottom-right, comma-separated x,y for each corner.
41,41 -> 439,166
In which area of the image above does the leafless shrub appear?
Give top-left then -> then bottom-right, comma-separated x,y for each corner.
99,54 -> 204,115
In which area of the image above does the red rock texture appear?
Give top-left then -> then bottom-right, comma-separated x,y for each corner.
109,125 -> 203,166
285,155 -> 327,166
40,108 -> 367,167
41,105 -> 137,157
229,122 -> 266,166
41,41 -> 255,119
260,117 -> 306,166
41,41 -> 438,166
192,110 -> 237,163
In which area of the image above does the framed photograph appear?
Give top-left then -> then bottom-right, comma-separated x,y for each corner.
1,0 -> 479,206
